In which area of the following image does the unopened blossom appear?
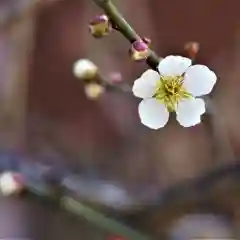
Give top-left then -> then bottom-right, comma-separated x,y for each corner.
73,59 -> 98,80
132,55 -> 217,129
184,41 -> 200,59
130,40 -> 149,61
84,83 -> 105,100
108,72 -> 122,84
0,172 -> 25,196
89,14 -> 112,38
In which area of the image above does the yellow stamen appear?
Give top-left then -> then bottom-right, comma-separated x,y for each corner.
154,76 -> 192,112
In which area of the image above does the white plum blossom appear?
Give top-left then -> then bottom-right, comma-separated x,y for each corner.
132,55 -> 217,129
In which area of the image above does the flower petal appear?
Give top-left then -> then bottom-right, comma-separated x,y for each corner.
132,69 -> 160,98
157,55 -> 192,77
176,98 -> 205,127
183,65 -> 217,97
138,98 -> 169,129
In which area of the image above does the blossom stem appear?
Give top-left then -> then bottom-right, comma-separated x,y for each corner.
97,75 -> 132,93
93,0 -> 161,70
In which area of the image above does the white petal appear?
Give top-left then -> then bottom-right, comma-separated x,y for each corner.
132,69 -> 160,98
183,65 -> 217,97
176,98 -> 205,127
157,55 -> 192,77
138,98 -> 169,129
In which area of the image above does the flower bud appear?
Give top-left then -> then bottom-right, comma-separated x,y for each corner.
108,72 -> 122,84
130,40 -> 149,61
84,83 -> 105,100
89,14 -> 112,38
73,59 -> 98,80
184,41 -> 200,59
0,172 -> 25,196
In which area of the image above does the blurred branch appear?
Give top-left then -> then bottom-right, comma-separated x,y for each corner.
62,197 -> 150,240
140,161 -> 240,217
93,0 -> 161,70
98,76 -> 132,93
0,153 -> 239,238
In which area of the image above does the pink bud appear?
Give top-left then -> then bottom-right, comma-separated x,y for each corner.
184,41 -> 200,59
108,72 -> 122,84
130,40 -> 149,61
89,14 -> 112,38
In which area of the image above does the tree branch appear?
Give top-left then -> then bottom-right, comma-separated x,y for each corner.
93,0 -> 161,70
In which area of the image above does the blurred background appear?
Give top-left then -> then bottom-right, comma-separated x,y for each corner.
0,0 -> 240,239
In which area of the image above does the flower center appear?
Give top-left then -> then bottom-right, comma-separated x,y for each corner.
154,75 -> 192,112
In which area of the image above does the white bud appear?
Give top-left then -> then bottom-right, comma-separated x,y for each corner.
84,83 -> 105,100
0,172 -> 23,196
73,59 -> 98,80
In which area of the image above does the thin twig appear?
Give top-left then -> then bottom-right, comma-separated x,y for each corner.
62,197 -> 151,240
98,75 -> 132,93
93,0 -> 161,70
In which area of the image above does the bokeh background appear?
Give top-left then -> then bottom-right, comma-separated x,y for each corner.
0,0 -> 240,239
